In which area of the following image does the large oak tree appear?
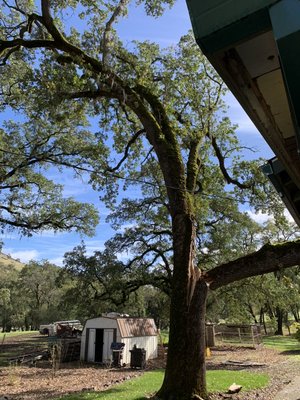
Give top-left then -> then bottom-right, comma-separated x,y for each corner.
1,1 -> 300,399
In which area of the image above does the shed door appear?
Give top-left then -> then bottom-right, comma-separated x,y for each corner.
95,329 -> 104,362
103,329 -> 114,362
87,328 -> 96,362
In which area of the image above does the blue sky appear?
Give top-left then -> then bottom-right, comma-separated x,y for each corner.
2,0 -> 274,265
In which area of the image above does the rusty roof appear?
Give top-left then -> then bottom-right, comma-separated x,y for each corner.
116,318 -> 157,338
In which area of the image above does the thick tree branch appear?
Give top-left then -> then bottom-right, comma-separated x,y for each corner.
210,135 -> 252,190
186,141 -> 201,193
174,101 -> 191,125
205,239 -> 300,290
153,229 -> 173,237
1,11 -> 104,78
102,0 -> 129,65
62,87 -> 133,108
0,38 -> 58,55
135,84 -> 174,142
106,129 -> 145,172
130,246 -> 172,280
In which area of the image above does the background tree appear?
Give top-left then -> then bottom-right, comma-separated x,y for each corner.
18,260 -> 69,329
2,2 -> 300,399
62,243 -> 171,326
0,259 -> 21,331
0,118 -> 99,236
203,216 -> 300,330
0,287 -> 12,331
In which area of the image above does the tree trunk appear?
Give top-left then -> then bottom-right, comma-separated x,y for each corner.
157,278 -> 208,400
284,313 -> 291,336
1,318 -> 5,333
156,214 -> 209,400
25,316 -> 30,331
291,306 -> 299,322
274,307 -> 284,336
259,308 -> 268,335
266,302 -> 275,321
247,303 -> 258,323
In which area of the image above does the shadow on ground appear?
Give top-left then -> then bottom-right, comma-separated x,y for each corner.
280,349 -> 300,356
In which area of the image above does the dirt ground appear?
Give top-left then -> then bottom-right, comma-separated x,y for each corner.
1,334 -> 300,400
206,345 -> 300,400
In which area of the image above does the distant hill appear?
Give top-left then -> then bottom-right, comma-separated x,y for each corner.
0,252 -> 25,271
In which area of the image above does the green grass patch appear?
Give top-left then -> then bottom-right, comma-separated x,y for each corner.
158,330 -> 169,345
56,369 -> 269,400
262,335 -> 300,352
207,370 -> 268,392
0,331 -> 37,341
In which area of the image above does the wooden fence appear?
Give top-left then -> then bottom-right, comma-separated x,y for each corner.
206,324 -> 262,348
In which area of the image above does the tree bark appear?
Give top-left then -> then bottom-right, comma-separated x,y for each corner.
156,214 -> 209,400
247,303 -> 258,323
259,308 -> 268,334
274,307 -> 284,335
206,239 -> 300,289
291,306 -> 299,322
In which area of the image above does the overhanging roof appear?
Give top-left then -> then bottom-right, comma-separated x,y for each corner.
186,0 -> 300,225
261,158 -> 300,225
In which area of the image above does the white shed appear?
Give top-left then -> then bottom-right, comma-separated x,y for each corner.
80,315 -> 158,365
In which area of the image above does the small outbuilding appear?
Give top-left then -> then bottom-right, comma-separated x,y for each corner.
80,314 -> 158,365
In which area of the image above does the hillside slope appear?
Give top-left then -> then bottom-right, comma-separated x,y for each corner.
0,252 -> 25,271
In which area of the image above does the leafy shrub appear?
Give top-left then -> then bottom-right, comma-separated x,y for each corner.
293,323 -> 300,341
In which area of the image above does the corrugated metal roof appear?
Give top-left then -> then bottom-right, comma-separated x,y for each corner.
116,318 -> 157,338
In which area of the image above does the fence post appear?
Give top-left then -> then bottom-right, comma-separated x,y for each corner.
205,324 -> 215,347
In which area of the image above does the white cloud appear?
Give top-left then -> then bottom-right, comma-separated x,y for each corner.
48,257 -> 64,267
225,93 -> 260,135
84,240 -> 106,254
116,250 -> 131,262
9,249 -> 39,263
247,208 -> 296,225
47,240 -> 106,266
62,185 -> 90,197
246,210 -> 272,224
33,230 -> 66,238
235,119 -> 259,135
119,223 -> 135,233
200,247 -> 209,255
1,233 -> 18,240
283,209 -> 295,224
